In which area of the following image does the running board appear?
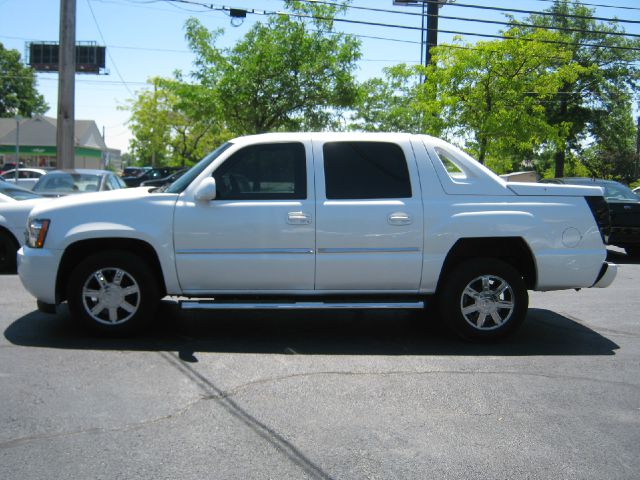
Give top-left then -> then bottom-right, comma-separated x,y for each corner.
180,300 -> 425,311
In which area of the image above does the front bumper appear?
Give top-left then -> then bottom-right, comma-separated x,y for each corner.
592,261 -> 617,288
17,246 -> 62,305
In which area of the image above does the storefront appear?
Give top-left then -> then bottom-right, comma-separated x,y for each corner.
0,116 -> 119,170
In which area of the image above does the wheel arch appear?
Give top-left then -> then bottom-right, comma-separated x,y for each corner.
437,237 -> 537,292
0,225 -> 20,248
56,238 -> 167,303
0,225 -> 20,272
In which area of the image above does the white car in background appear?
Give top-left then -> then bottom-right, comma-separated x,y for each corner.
0,180 -> 46,272
0,179 -> 42,202
0,168 -> 50,190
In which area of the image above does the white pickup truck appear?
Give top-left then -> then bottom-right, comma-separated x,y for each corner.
18,133 -> 616,341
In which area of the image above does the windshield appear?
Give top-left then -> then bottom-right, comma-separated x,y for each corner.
34,173 -> 102,193
163,142 -> 233,194
600,182 -> 639,203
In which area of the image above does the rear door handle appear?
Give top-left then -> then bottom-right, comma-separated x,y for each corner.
287,211 -> 312,225
388,212 -> 412,226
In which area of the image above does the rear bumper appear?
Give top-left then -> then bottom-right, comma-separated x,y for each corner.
592,261 -> 617,288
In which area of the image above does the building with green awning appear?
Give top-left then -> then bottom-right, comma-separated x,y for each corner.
0,116 -> 120,170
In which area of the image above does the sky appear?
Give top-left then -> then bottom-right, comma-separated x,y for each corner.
1,0 -> 639,154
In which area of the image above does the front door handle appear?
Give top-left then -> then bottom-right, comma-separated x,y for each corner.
388,212 -> 412,226
288,211 -> 312,225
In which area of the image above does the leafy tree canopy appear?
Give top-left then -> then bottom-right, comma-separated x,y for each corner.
0,43 -> 47,117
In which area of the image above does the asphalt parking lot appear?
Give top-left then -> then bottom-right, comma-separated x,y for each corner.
1,249 -> 639,480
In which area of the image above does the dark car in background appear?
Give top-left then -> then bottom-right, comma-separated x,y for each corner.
121,166 -> 151,178
122,167 -> 181,187
541,177 -> 640,257
0,162 -> 25,175
140,168 -> 188,188
32,169 -> 127,197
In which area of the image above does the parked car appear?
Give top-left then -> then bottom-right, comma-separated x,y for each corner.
121,166 -> 151,178
18,133 -> 615,341
0,162 -> 25,175
541,177 -> 640,257
0,179 -> 42,202
141,168 -> 188,188
0,181 -> 46,271
0,168 -> 51,190
123,167 -> 181,187
32,169 -> 127,197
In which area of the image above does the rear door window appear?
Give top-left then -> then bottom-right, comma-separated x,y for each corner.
323,141 -> 411,199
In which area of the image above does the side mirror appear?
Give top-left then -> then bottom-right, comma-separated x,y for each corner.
194,177 -> 217,201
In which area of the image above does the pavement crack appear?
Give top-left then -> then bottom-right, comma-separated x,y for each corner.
0,395 -> 209,450
214,368 -> 640,400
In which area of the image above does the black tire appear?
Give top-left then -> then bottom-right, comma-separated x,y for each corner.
0,230 -> 18,273
438,258 -> 528,342
67,251 -> 159,335
624,247 -> 640,258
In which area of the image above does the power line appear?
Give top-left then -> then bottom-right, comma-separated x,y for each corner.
313,1 -> 640,38
530,0 -> 640,13
431,0 -> 640,26
86,0 -> 135,95
302,0 -> 640,40
287,0 -> 640,26
158,1 -> 640,53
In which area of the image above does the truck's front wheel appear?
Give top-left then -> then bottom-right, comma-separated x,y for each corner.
67,251 -> 159,334
439,258 -> 528,342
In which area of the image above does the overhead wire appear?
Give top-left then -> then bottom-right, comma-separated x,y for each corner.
299,0 -> 640,40
156,0 -> 640,53
86,0 -> 135,95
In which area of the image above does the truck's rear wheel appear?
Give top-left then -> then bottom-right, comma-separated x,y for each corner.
67,251 -> 159,335
439,258 -> 528,341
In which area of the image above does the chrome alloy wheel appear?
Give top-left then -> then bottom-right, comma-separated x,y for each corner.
459,274 -> 515,331
81,267 -> 141,325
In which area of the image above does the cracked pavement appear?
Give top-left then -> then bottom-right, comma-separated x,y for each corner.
1,248 -> 639,479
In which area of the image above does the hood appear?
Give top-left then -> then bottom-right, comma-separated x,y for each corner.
29,187 -> 154,218
0,197 -> 49,229
507,182 -> 604,197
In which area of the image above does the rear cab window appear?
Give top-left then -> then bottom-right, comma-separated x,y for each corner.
322,141 -> 412,199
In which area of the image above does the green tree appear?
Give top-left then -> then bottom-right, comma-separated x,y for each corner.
126,78 -> 172,166
183,0 -> 361,134
351,64 -> 430,134
514,0 -> 640,177
126,77 -> 231,167
0,43 -> 47,117
422,29 -> 582,173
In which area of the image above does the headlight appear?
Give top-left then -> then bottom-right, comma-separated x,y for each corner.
26,218 -> 50,248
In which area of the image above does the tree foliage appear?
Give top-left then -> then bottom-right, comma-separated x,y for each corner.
184,0 -> 360,134
0,43 -> 47,117
421,29 -> 583,169
126,1 -> 361,164
513,0 -> 640,178
125,77 -> 230,166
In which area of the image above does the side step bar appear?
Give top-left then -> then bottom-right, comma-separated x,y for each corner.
180,300 -> 425,311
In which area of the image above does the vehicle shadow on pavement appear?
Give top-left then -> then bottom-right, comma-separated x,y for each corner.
4,301 -> 619,357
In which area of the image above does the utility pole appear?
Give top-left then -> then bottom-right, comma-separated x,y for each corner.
633,117 -> 640,180
424,0 -> 440,67
57,0 -> 76,170
393,1 -> 454,74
